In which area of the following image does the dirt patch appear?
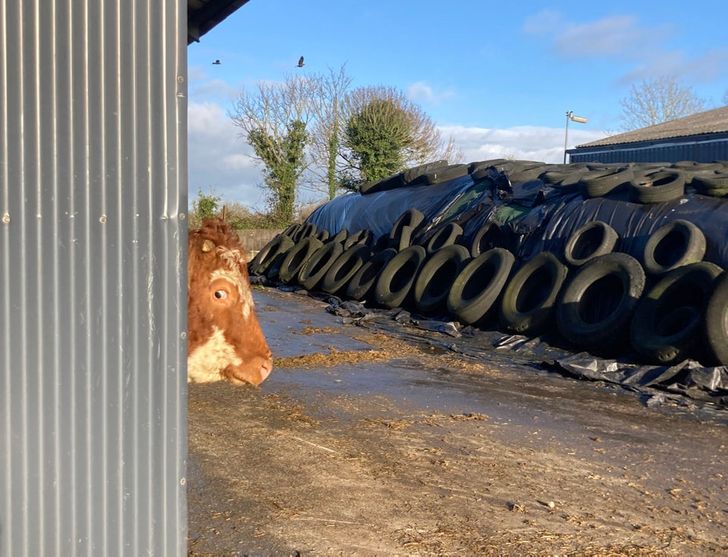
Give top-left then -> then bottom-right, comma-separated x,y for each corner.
188,288 -> 728,556
189,381 -> 728,556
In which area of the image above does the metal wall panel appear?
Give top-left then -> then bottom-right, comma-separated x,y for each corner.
0,1 -> 188,555
570,138 -> 728,164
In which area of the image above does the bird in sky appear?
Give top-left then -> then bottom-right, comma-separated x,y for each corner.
212,59 -> 221,65
297,56 -> 304,68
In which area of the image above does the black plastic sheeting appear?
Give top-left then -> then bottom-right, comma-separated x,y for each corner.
520,194 -> 728,268
308,168 -> 728,269
307,174 -> 478,239
305,164 -> 728,409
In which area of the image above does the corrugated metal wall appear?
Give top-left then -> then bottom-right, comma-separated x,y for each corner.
570,137 -> 728,164
0,1 -> 187,555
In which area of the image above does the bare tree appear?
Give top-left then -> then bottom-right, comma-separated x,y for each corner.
307,66 -> 352,200
619,76 -> 705,130
229,75 -> 462,207
229,76 -> 314,222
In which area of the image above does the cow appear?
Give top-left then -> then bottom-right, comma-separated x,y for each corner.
187,218 -> 273,386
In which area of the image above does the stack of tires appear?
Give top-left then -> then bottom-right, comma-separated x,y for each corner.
249,160 -> 728,368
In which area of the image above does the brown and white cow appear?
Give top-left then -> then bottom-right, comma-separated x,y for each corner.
187,218 -> 273,385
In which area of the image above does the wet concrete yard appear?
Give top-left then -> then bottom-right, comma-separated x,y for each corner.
188,287 -> 728,556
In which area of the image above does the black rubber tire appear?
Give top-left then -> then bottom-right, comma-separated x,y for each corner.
374,245 -> 427,308
412,245 -> 470,314
539,169 -> 572,184
630,169 -> 686,203
260,236 -> 297,280
395,225 -> 414,252
556,253 -> 646,352
469,222 -> 506,257
578,168 -> 634,197
390,208 -> 425,237
499,252 -> 569,336
705,272 -> 728,365
292,222 -> 317,242
358,179 -> 379,195
507,165 -> 551,184
281,223 -> 301,238
470,167 -> 494,182
641,220 -> 706,275
344,229 -> 372,250
563,221 -> 619,267
389,208 -> 425,246
403,160 -> 449,185
320,245 -> 373,295
539,169 -> 588,194
423,164 -> 469,185
447,248 -> 515,325
346,248 -> 398,301
330,229 -> 348,244
425,222 -> 463,255
297,241 -> 345,290
468,159 -> 509,174
673,161 -> 725,171
373,233 -> 392,252
360,171 -> 405,194
316,229 -> 330,242
277,237 -> 323,284
671,161 -> 699,169
630,262 -> 724,364
691,172 -> 728,198
248,234 -> 295,276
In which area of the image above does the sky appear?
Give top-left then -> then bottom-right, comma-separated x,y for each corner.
187,0 -> 728,209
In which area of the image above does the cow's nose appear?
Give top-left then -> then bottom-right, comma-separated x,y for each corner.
259,356 -> 273,382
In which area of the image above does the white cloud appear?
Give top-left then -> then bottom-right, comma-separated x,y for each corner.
523,11 -> 669,60
188,66 -> 208,82
622,47 -> 728,83
187,102 -> 611,212
522,9 -> 563,35
439,124 -> 608,164
188,101 -> 267,208
523,11 -> 727,86
406,81 -> 456,105
191,78 -> 242,103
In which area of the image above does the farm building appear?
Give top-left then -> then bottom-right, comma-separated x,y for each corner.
0,1 -> 247,556
568,105 -> 728,164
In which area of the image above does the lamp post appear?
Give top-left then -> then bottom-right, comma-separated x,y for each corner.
563,110 -> 588,164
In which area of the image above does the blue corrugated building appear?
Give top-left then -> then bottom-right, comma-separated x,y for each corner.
568,106 -> 728,164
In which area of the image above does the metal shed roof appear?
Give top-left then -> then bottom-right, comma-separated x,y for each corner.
188,0 -> 251,43
576,105 -> 728,148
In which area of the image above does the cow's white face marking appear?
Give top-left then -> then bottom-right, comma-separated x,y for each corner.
210,247 -> 254,320
188,326 -> 242,383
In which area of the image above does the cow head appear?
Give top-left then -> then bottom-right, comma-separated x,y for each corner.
187,218 -> 273,386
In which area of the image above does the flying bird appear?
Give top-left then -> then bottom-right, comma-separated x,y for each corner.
212,59 -> 221,65
297,56 -> 304,68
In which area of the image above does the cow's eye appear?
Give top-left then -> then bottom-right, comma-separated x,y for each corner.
214,290 -> 228,300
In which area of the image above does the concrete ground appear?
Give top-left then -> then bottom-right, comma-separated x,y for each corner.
188,287 -> 728,556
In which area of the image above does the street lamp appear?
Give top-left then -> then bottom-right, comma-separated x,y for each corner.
563,110 -> 588,164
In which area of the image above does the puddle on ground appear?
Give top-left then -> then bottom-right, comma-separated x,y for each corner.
254,287 -> 728,464
256,290 -> 371,357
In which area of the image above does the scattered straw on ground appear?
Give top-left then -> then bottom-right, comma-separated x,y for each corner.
274,330 -> 500,376
274,347 -> 392,369
296,326 -> 339,336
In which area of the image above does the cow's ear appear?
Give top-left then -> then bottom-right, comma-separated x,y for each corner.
201,239 -> 216,253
